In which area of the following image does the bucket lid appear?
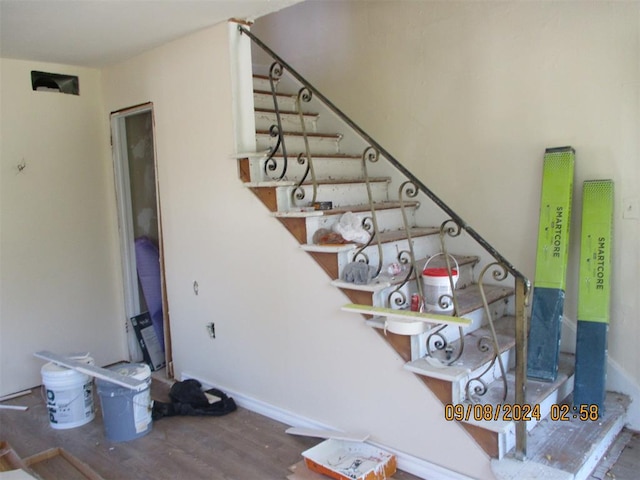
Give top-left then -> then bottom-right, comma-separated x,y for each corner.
96,363 -> 150,388
41,362 -> 77,376
110,363 -> 150,381
423,267 -> 458,277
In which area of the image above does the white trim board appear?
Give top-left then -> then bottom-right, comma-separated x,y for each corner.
607,357 -> 640,430
181,371 -> 473,480
35,351 -> 146,391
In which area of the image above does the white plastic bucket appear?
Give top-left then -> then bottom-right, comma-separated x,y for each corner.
96,363 -> 152,442
41,355 -> 95,430
422,254 -> 459,312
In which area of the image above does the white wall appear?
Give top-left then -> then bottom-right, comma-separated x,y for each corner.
0,59 -> 126,395
102,21 -> 492,478
252,0 -> 640,419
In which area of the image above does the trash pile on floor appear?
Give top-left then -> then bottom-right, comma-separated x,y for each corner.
286,430 -> 397,480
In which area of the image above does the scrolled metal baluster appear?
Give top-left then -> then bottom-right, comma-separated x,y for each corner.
264,125 -> 283,177
465,337 -> 498,403
297,86 -> 312,104
430,219 -> 464,365
441,218 -> 463,239
352,217 -> 382,277
466,378 -> 489,404
388,289 -> 408,309
426,325 -> 449,358
439,220 -> 463,315
477,335 -> 493,353
291,153 -> 310,202
436,293 -> 454,311
352,147 -> 384,278
386,250 -> 414,309
398,181 -> 424,301
291,87 -> 317,206
263,61 -> 288,180
363,145 -> 379,164
464,262 -> 509,403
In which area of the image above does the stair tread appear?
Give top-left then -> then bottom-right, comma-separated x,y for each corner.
267,153 -> 361,159
275,200 -> 421,218
306,226 -> 440,254
455,283 -> 513,316
256,129 -> 342,140
384,253 -> 480,288
301,244 -> 357,254
458,352 -> 576,434
331,253 -> 479,293
477,352 -> 575,407
254,89 -> 291,98
378,226 -> 440,243
404,315 -> 516,381
520,392 -> 630,476
255,107 -> 319,118
493,392 -> 630,479
244,176 -> 390,188
341,303 -> 472,328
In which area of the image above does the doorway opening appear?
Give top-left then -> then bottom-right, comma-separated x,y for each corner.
111,103 -> 172,377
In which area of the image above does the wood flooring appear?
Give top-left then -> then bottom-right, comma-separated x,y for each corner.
0,379 -> 420,480
1,375 -> 638,480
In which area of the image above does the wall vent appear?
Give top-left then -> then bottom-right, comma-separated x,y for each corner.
31,71 -> 79,95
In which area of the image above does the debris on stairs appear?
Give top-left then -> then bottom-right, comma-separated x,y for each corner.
491,392 -> 630,480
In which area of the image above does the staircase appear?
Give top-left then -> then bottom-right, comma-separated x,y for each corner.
234,25 -> 629,479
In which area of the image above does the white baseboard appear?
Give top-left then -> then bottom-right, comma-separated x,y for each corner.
181,371 -> 473,480
607,357 -> 640,430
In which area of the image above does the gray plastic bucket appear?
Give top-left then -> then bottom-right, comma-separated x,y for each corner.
96,363 -> 152,442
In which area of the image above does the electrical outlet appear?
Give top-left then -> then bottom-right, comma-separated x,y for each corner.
206,322 -> 215,339
623,197 -> 639,220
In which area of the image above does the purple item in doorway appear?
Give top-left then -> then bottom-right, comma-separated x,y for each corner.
134,236 -> 165,351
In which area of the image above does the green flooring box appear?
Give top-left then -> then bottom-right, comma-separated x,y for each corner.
527,146 -> 575,382
574,180 -> 614,412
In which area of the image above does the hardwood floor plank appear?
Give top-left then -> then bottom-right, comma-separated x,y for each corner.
0,380 -> 420,479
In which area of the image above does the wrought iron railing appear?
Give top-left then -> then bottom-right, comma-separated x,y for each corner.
239,25 -> 531,459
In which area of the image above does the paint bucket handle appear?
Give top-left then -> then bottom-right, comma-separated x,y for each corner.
423,253 -> 459,281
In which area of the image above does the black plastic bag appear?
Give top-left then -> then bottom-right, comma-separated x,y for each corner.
152,379 -> 237,420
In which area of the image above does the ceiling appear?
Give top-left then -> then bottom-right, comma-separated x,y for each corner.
0,0 -> 303,68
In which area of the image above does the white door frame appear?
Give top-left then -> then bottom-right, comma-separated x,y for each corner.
110,103 -> 166,364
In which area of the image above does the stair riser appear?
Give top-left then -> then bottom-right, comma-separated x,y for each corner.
275,182 -> 390,212
493,375 -> 575,459
418,260 -> 475,291
305,208 -> 419,244
347,235 -> 443,272
455,349 -> 515,404
254,92 -> 298,111
252,76 -> 274,91
247,157 -> 364,183
257,133 -> 342,156
255,111 -> 319,133
370,263 -> 478,311
408,298 -> 512,366
425,296 -> 513,345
